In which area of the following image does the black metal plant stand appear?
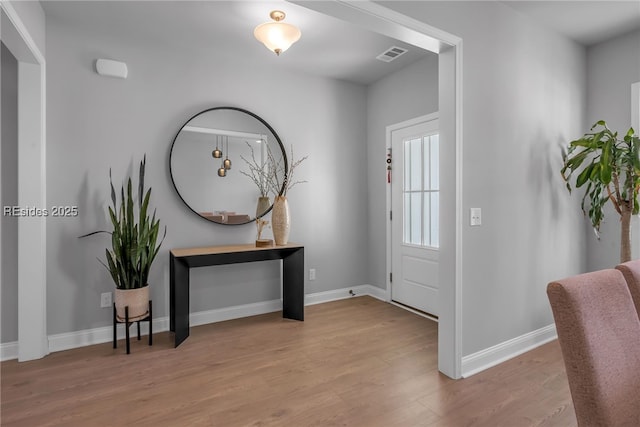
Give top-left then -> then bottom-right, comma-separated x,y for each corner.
113,301 -> 152,354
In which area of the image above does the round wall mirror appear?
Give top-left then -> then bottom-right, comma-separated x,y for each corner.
170,107 -> 287,225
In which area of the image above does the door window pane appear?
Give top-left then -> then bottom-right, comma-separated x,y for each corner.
409,138 -> 422,191
430,135 -> 439,191
404,141 -> 411,193
402,129 -> 439,248
410,192 -> 422,245
404,193 -> 411,244
423,193 -> 431,246
430,192 -> 439,247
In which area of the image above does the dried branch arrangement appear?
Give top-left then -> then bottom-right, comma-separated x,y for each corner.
241,142 -> 308,198
265,145 -> 308,197
239,142 -> 270,197
256,218 -> 270,240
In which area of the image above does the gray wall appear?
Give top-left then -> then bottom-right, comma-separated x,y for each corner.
19,1 -> 615,364
45,19 -> 368,334
1,42 -> 19,343
585,30 -> 640,270
366,55 -> 439,289
5,0 -> 46,57
378,1 -> 588,356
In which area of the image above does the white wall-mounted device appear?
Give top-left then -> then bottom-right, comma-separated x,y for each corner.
95,59 -> 128,79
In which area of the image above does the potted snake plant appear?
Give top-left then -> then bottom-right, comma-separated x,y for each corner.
81,156 -> 165,321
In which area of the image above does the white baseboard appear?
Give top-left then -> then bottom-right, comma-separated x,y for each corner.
48,317 -> 171,354
1,341 -> 18,361
461,324 -> 557,378
362,284 -> 389,301
190,299 -> 282,327
304,284 -> 386,305
2,285 -> 386,361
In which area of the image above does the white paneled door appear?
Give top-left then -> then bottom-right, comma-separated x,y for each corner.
391,116 -> 439,316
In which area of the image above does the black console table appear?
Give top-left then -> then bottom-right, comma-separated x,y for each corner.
170,243 -> 304,347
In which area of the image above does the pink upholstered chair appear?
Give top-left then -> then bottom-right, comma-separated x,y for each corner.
547,269 -> 640,426
615,259 -> 640,319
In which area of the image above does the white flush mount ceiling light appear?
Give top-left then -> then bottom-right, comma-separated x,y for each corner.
254,10 -> 301,56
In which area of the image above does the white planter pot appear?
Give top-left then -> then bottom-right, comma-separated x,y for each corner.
114,286 -> 150,322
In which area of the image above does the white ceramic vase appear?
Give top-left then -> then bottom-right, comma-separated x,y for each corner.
271,196 -> 290,245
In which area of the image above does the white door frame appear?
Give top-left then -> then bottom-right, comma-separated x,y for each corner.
1,2 -> 48,361
291,0 -> 463,379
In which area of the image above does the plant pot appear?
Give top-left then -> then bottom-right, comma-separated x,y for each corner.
115,286 -> 150,322
271,196 -> 290,245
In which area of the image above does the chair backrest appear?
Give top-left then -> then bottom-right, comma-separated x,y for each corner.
547,269 -> 640,426
615,260 -> 640,319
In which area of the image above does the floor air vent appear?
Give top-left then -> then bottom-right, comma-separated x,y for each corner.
376,46 -> 408,63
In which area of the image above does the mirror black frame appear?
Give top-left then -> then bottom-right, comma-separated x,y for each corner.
169,106 -> 288,225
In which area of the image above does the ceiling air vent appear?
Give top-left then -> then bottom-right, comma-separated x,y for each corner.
376,46 -> 408,63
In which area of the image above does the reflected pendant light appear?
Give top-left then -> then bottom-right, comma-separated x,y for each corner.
212,135 -> 222,158
254,10 -> 301,56
223,137 -> 232,170
218,163 -> 226,177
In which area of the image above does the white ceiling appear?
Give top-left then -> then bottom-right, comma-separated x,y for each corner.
41,1 -> 640,86
41,1 -> 434,86
503,1 -> 640,46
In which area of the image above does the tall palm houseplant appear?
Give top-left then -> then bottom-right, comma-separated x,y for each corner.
81,156 -> 165,320
561,121 -> 640,263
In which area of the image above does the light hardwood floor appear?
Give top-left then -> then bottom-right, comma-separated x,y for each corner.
1,297 -> 575,426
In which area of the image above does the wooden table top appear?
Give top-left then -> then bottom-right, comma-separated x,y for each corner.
170,242 -> 303,258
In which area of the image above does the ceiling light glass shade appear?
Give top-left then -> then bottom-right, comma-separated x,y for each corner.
223,158 -> 232,170
254,11 -> 301,56
218,167 -> 226,177
212,148 -> 222,159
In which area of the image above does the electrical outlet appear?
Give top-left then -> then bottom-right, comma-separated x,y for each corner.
100,292 -> 112,308
470,208 -> 482,226
309,268 -> 316,281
